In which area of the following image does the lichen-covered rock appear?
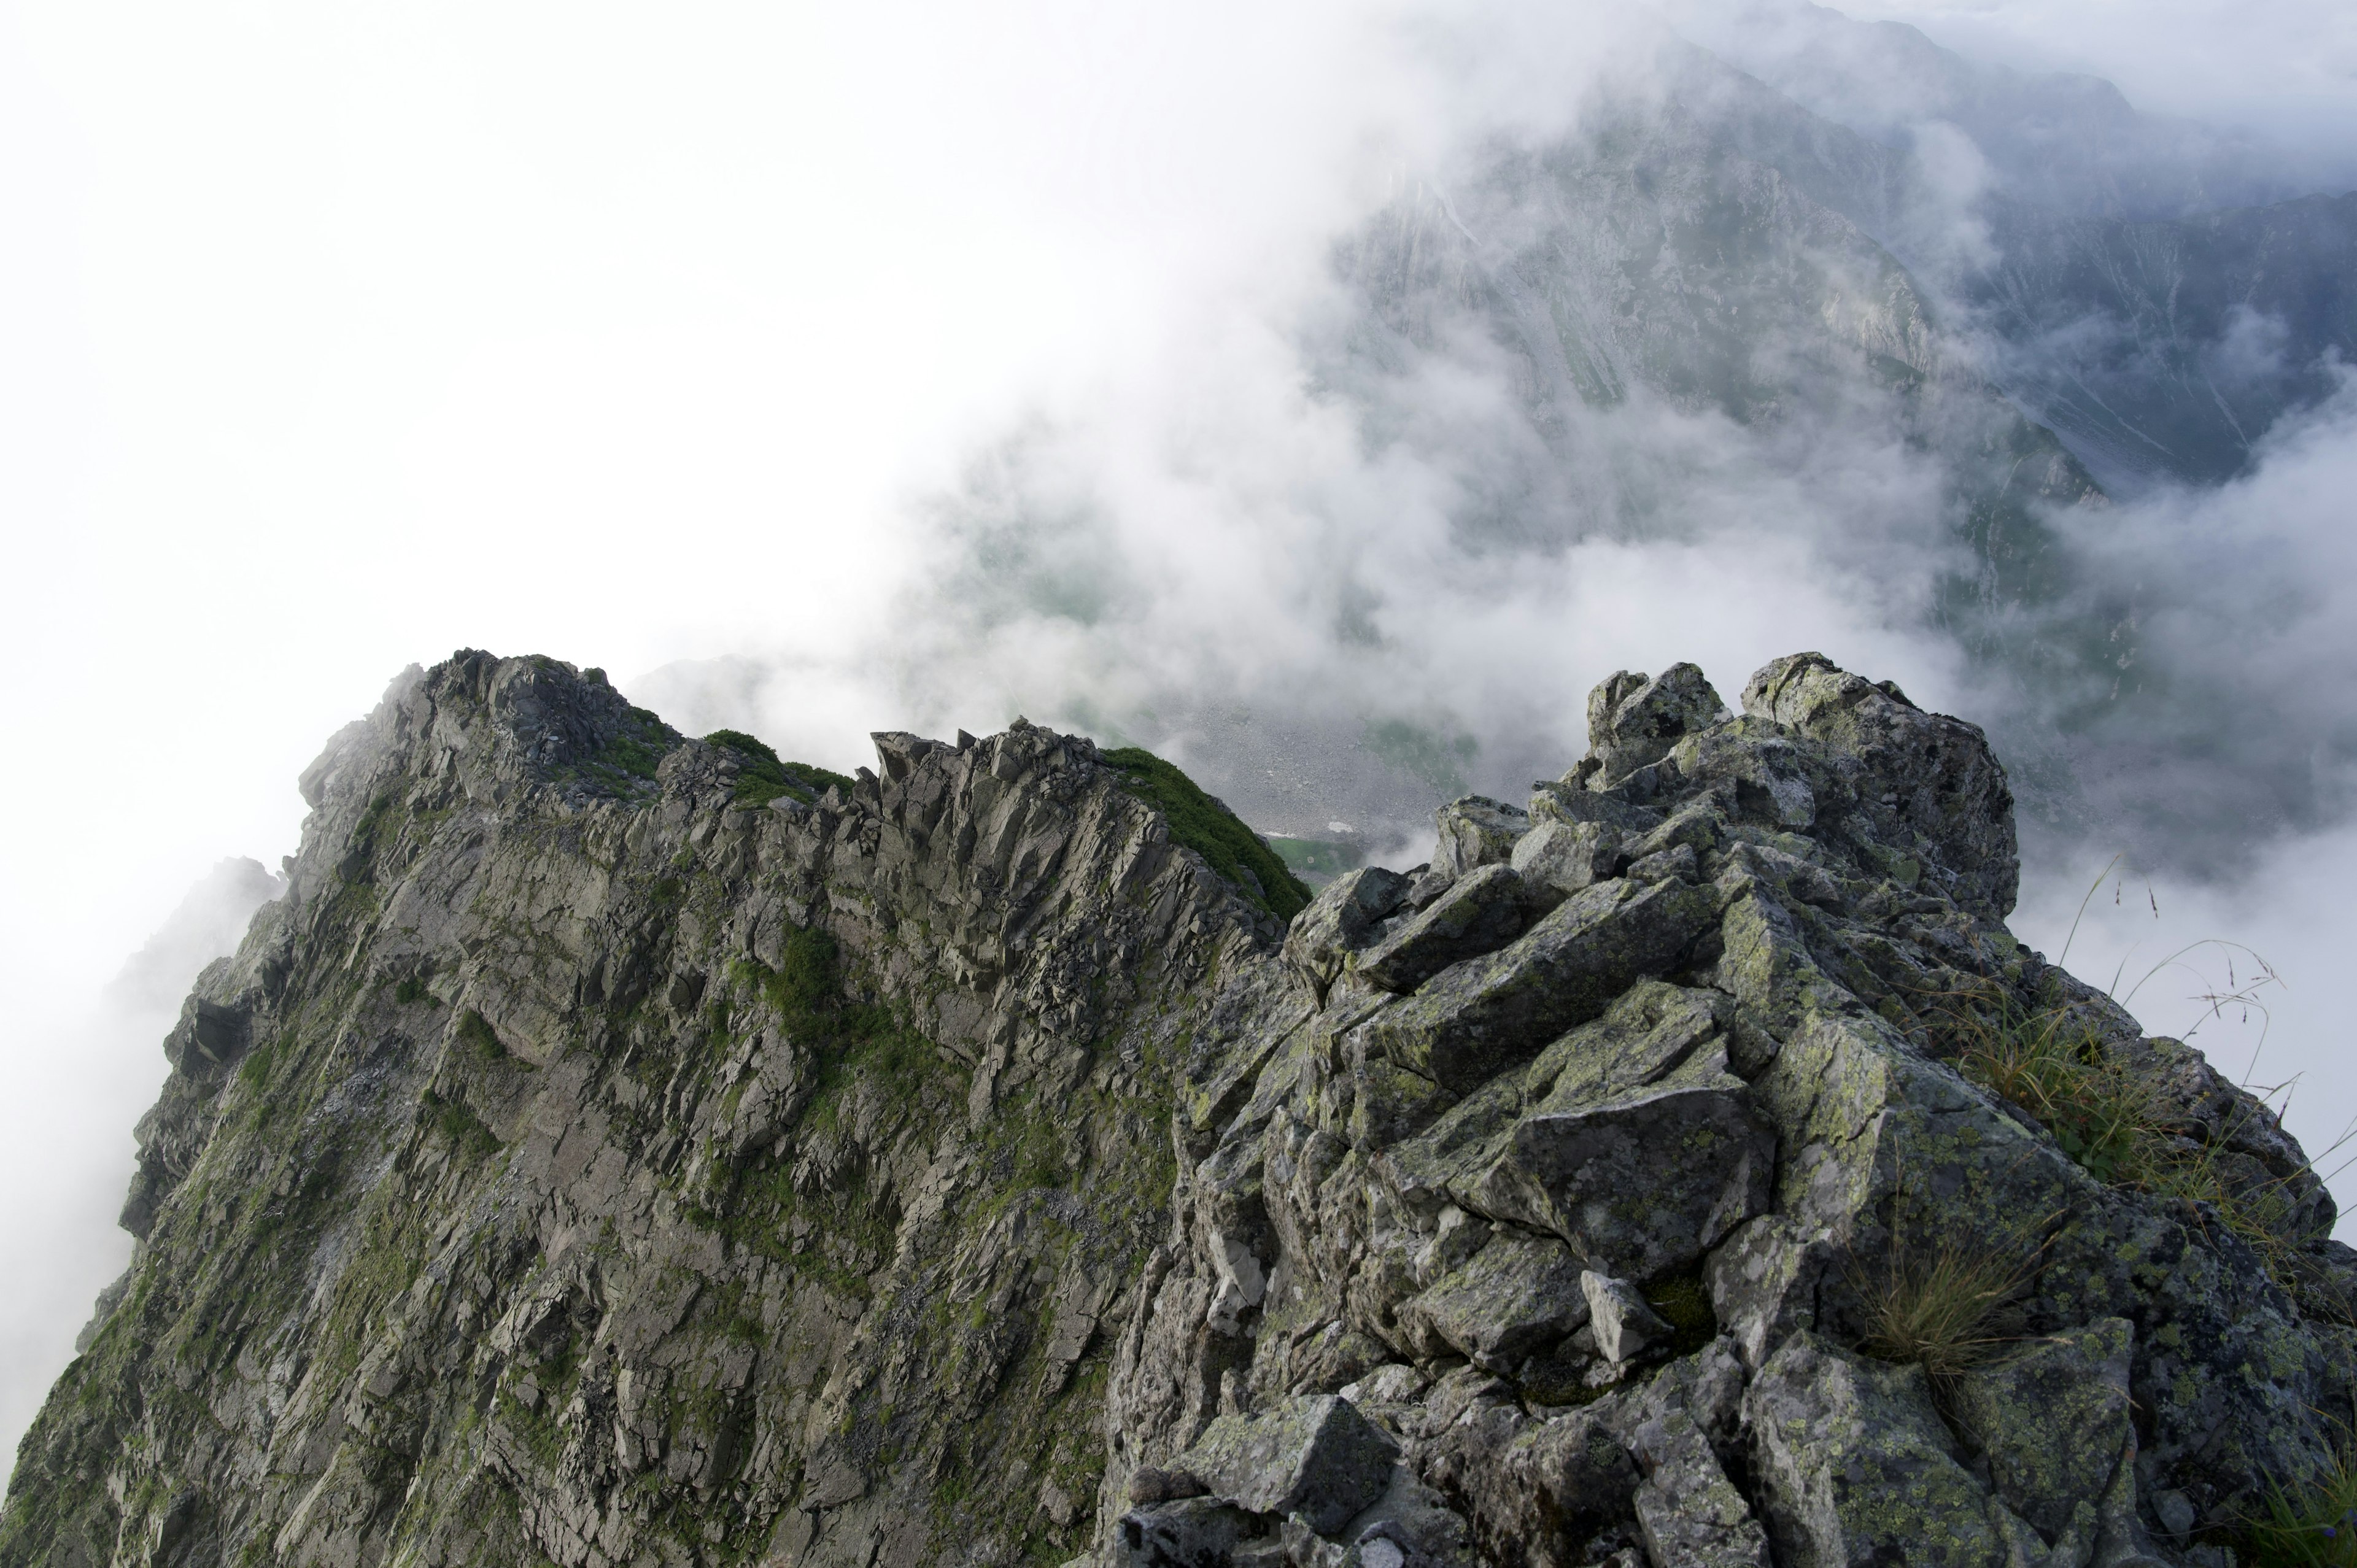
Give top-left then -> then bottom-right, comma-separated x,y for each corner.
1177,1396 -> 1399,1535
1496,1084 -> 1773,1280
1949,1319 -> 2137,1545
1400,1229 -> 1589,1372
1355,865 -> 1528,994
1431,797 -> 1531,878
1744,1334 -> 2012,1568
1626,1406 -> 1771,1568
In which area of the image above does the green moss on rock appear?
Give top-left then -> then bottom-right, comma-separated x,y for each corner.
1102,746 -> 1310,921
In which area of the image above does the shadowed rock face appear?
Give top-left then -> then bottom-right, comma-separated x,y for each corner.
6,650 -> 2352,1568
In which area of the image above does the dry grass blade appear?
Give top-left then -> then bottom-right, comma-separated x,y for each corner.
1923,978 -> 2345,1318
1858,1243 -> 2024,1384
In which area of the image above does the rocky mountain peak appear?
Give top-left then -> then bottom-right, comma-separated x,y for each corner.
4,649 -> 2348,1568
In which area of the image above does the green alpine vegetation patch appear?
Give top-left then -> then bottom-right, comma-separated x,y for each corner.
703,729 -> 858,808
456,1009 -> 508,1064
2253,1445 -> 2357,1567
590,706 -> 673,784
1102,746 -> 1311,922
1935,989 -> 2329,1300
743,927 -> 942,1119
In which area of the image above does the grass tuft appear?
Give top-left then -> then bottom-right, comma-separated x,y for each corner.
1853,1241 -> 2027,1389
2253,1444 -> 2357,1567
1933,987 -> 2331,1297
1946,1002 -> 2156,1183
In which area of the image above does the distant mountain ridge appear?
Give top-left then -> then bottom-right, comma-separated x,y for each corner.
1672,0 -> 2357,489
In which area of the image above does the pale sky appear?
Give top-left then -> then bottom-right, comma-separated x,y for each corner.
2,0 -> 2351,1467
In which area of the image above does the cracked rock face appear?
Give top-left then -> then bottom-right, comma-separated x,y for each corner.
6,650 -> 2351,1568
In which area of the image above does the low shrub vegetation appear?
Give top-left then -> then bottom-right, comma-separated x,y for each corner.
703,729 -> 857,808
456,1009 -> 508,1064
1103,747 -> 1311,921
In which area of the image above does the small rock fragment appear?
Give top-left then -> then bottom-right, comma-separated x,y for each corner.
1511,818 -> 1622,909
1582,1272 -> 1671,1364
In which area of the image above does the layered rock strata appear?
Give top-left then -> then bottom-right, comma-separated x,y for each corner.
4,649 -> 2350,1568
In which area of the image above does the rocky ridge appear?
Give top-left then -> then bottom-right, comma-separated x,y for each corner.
4,649 -> 2351,1568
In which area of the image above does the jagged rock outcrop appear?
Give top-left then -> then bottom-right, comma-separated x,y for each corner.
5,649 -> 2351,1568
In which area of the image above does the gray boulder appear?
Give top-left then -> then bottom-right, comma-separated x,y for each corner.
1510,819 -> 1622,909
1356,865 -> 1528,994
1582,1273 -> 1671,1364
1495,1081 -> 1773,1280
1586,665 -> 1732,787
1431,797 -> 1530,878
1177,1395 -> 1401,1537
1347,878 -> 1719,1098
1401,1229 -> 1590,1372
1285,866 -> 1412,1008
